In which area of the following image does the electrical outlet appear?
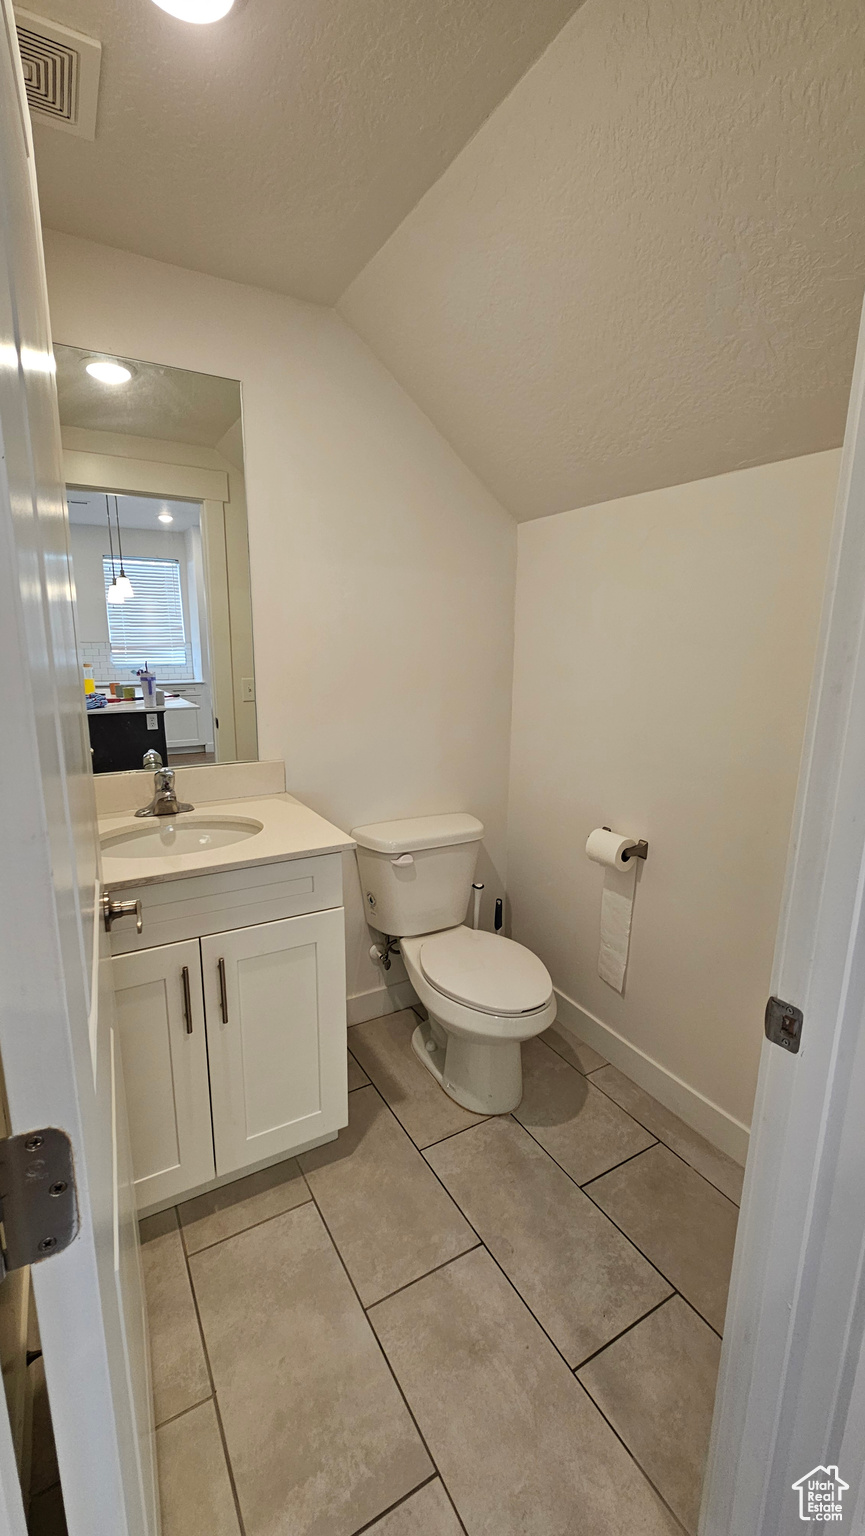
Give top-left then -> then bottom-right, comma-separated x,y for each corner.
241,677 -> 255,703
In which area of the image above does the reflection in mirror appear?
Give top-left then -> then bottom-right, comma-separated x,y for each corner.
55,344 -> 258,772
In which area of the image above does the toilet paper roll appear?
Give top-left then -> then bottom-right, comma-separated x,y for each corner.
585,827 -> 636,871
586,828 -> 638,992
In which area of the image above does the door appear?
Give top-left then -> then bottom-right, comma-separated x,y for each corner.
700,301 -> 865,1527
203,910 -> 348,1176
0,9 -> 156,1533
114,941 -> 214,1208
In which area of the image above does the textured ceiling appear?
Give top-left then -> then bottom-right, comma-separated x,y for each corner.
29,0 -> 582,304
55,343 -> 241,446
340,0 -> 865,520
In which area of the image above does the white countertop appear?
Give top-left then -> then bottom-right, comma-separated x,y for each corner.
100,792 -> 354,890
90,696 -> 198,716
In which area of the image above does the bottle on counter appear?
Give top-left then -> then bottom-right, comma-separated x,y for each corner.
82,664 -> 95,696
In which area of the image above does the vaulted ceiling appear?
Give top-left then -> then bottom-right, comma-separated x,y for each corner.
29,0 -> 582,304
340,0 -> 865,518
32,0 -> 865,519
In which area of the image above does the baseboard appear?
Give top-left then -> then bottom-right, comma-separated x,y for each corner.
347,979 -> 418,1027
553,988 -> 750,1166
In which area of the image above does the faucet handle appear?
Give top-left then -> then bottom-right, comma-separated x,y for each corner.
142,749 -> 163,770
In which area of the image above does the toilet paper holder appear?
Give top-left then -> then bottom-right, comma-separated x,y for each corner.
602,828 -> 649,862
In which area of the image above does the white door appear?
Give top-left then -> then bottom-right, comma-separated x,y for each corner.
114,941 -> 214,1208
700,301 -> 865,1528
202,911 -> 348,1176
0,10 -> 156,1534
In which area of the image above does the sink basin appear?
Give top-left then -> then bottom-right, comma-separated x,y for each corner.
101,816 -> 264,859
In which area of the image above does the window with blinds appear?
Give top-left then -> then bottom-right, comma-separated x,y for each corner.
103,557 -> 188,669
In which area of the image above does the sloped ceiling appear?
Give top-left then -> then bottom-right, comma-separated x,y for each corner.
28,0 -> 582,304
340,0 -> 865,520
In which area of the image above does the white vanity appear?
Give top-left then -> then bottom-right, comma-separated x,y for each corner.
100,789 -> 353,1214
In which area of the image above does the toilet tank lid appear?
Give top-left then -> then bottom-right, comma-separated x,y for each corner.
351,813 -> 484,853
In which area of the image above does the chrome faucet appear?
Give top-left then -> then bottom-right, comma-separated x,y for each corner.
135,761 -> 194,818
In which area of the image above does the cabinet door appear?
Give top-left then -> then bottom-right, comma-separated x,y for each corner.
202,909 -> 348,1176
164,703 -> 203,750
113,939 -> 215,1206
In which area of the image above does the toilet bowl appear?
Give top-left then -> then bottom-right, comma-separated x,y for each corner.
351,812 -> 556,1115
400,927 -> 555,1114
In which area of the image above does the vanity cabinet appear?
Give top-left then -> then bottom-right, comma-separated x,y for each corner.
109,852 -> 348,1210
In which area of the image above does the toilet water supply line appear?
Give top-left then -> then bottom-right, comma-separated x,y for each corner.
472,883 -> 484,930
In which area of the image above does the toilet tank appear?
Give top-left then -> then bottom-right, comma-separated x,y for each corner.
351,813 -> 484,937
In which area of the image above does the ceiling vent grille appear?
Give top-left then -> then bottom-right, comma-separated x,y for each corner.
14,9 -> 101,140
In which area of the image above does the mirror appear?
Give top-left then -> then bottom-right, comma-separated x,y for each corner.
55,344 -> 257,773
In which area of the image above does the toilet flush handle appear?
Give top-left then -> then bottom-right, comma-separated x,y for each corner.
391,853 -> 414,866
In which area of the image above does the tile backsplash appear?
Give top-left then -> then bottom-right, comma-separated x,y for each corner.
79,639 -> 196,683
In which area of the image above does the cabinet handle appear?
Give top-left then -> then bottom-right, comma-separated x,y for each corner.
181,965 -> 193,1034
217,957 -> 228,1022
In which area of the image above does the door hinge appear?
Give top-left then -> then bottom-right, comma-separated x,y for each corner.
0,1129 -> 78,1278
765,996 -> 804,1054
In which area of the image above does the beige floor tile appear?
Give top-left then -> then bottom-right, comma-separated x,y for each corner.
364,1480 -> 463,1535
179,1157 -> 310,1254
348,1052 -> 370,1090
141,1221 -> 210,1426
587,1144 -> 738,1332
190,1202 -> 432,1536
514,1038 -> 656,1184
139,1206 -> 179,1242
426,1117 -> 670,1364
541,1021 -> 607,1075
28,1484 -> 66,1536
589,1064 -> 745,1204
156,1401 -> 240,1536
578,1296 -> 721,1534
370,1247 -> 680,1536
349,1010 -> 486,1147
300,1086 -> 476,1305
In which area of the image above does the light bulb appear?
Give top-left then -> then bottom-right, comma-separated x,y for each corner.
106,582 -> 125,604
114,574 -> 135,599
158,510 -> 174,524
151,0 -> 234,21
86,360 -> 132,385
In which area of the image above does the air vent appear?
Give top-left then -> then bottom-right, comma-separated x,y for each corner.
14,9 -> 101,140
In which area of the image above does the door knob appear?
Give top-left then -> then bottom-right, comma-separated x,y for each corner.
101,892 -> 143,934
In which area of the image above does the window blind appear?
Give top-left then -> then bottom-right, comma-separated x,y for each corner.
103,557 -> 187,669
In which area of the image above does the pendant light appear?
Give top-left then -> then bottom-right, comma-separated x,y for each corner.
112,495 -> 134,600
105,495 -> 124,604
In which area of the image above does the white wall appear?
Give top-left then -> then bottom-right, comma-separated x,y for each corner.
507,452 -> 840,1155
45,231 -> 517,1018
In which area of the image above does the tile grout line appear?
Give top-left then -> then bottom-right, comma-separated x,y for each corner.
576,1376 -> 692,1536
346,1473 -> 439,1536
570,1293 -> 674,1374
179,1212 -> 249,1536
178,1185 -> 314,1257
154,1393 -> 214,1432
304,1181 -> 470,1536
583,1066 -> 743,1208
364,1243 -> 483,1312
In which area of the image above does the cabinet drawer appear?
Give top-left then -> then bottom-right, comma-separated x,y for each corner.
109,853 -> 343,954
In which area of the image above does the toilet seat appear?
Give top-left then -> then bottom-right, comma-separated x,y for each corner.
419,926 -> 552,1016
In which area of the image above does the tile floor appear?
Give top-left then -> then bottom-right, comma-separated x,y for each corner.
143,1008 -> 743,1536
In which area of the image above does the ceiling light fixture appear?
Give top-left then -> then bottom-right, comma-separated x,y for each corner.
86,359 -> 132,385
112,496 -> 134,600
150,0 -> 234,22
105,495 -> 124,604
157,509 -> 174,524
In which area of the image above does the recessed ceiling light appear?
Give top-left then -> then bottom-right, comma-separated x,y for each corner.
151,0 -> 234,22
158,510 -> 174,523
85,359 -> 132,385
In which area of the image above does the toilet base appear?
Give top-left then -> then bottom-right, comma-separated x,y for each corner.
411,1019 -> 524,1115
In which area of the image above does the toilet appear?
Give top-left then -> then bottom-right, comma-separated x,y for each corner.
352,813 -> 556,1114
